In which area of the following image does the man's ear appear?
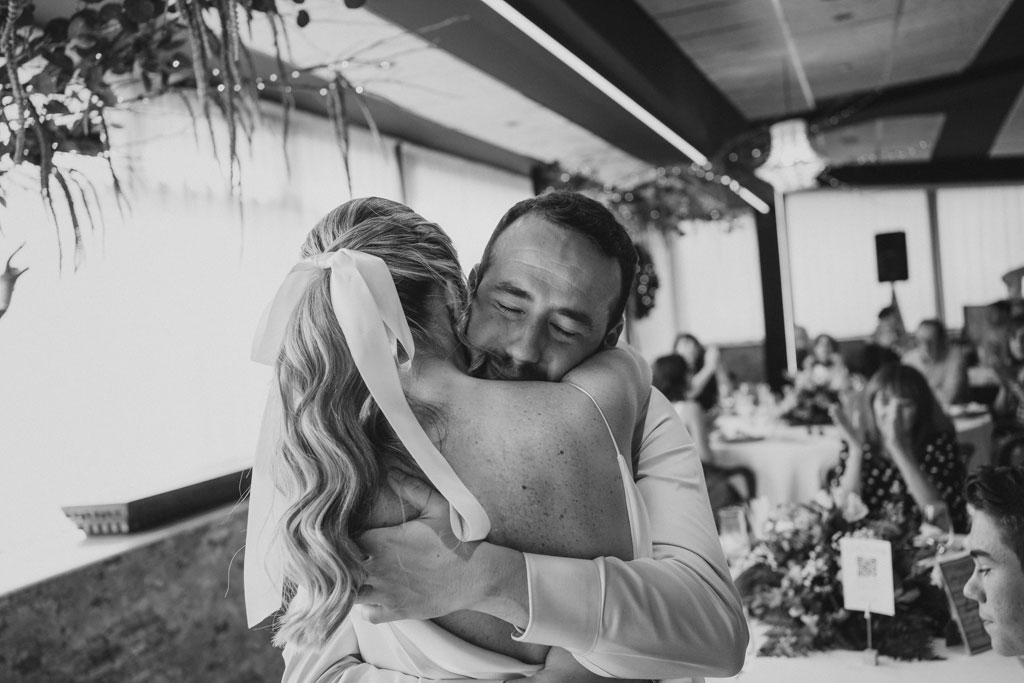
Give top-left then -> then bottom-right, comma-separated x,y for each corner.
602,319 -> 624,348
468,264 -> 481,296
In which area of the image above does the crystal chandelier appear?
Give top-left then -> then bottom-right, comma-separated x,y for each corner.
754,118 -> 827,193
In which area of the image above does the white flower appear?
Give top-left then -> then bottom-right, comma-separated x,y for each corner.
814,489 -> 836,510
840,492 -> 869,522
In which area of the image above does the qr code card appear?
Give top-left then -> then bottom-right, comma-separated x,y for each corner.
839,537 -> 895,616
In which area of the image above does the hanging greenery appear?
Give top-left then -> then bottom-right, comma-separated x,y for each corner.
630,241 -> 658,320
534,161 -> 750,238
0,0 -> 374,266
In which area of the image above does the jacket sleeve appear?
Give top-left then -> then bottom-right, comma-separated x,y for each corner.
512,389 -> 748,679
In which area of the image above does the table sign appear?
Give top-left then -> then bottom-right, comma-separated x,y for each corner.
839,537 -> 895,616
937,554 -> 992,655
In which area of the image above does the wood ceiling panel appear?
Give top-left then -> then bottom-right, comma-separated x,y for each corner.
820,115 -> 944,166
990,86 -> 1024,157
240,1 -> 650,182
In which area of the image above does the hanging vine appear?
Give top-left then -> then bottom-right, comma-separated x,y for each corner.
0,0 -> 406,267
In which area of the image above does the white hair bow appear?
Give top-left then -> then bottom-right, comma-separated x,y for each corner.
244,248 -> 490,627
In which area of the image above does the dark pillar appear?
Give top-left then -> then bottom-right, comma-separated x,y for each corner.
754,200 -> 788,392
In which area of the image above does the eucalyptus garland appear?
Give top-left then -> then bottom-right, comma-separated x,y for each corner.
0,0 -> 364,265
631,242 -> 658,319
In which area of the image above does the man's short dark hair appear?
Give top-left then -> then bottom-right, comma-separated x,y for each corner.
965,465 -> 1024,569
477,191 -> 637,333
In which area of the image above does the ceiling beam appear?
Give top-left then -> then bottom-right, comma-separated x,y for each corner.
760,0 -> 1024,163
507,0 -> 750,157
930,0 -> 1024,159
827,158 -> 1024,187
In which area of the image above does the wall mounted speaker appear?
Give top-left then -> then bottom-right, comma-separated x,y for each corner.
875,231 -> 908,283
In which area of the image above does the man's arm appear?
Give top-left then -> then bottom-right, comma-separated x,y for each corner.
357,390 -> 748,679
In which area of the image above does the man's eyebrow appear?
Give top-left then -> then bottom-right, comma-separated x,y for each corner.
969,549 -> 994,560
493,282 -> 532,300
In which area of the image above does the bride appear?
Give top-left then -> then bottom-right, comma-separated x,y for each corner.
246,197 -> 652,679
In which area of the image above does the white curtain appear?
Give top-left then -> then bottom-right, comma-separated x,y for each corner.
673,214 -> 765,345
784,189 -> 936,339
0,95 -> 528,551
400,143 -> 533,272
936,185 -> 1024,329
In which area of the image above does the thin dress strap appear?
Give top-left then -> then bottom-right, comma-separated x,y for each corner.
563,381 -> 648,559
564,381 -> 624,460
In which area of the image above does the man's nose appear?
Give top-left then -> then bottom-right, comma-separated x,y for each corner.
508,320 -> 544,365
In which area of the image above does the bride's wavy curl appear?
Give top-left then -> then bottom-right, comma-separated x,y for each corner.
272,197 -> 466,647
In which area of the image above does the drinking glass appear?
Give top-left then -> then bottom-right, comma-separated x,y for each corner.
718,505 -> 751,565
924,501 -> 954,555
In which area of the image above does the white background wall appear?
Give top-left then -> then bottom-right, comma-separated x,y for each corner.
0,96 -> 531,551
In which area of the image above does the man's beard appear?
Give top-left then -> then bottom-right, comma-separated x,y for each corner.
468,345 -> 547,381
458,306 -> 546,381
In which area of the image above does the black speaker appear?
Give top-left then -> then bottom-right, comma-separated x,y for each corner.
875,231 -> 908,282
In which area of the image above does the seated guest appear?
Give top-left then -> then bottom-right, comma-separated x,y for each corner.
850,306 -> 903,380
963,465 -> 1024,656
901,318 -> 968,408
828,363 -> 968,532
673,332 -> 722,414
992,315 -> 1024,465
652,354 -> 749,514
797,333 -> 850,393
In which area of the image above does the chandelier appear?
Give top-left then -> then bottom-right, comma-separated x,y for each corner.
754,118 -> 828,193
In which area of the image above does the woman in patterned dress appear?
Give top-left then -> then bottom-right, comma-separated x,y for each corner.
828,363 -> 968,532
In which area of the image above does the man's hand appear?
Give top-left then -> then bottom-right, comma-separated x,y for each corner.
356,471 -> 528,626
528,647 -> 641,683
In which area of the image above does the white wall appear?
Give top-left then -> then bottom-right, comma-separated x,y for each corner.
0,96 -> 530,551
936,185 -> 1024,329
785,189 -> 936,339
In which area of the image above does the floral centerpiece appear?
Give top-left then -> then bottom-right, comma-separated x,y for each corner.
734,491 -> 950,660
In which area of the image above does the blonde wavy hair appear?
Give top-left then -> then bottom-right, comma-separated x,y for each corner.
272,197 -> 466,647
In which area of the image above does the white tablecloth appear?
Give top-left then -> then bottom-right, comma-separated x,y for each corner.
711,415 -> 995,506
711,421 -> 842,505
713,637 -> 1021,682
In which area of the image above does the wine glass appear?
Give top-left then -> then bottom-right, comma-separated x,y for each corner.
718,505 -> 751,566
924,501 -> 954,555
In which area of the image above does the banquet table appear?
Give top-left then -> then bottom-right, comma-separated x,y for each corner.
711,414 -> 996,506
711,419 -> 842,505
714,638 -> 1021,682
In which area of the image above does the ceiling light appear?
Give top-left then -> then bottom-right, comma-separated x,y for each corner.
755,119 -> 827,193
478,0 -> 770,214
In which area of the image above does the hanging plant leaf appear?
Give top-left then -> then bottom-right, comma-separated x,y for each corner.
40,48 -> 74,72
98,3 -> 123,22
15,4 -> 35,27
44,18 -> 70,41
124,0 -> 156,24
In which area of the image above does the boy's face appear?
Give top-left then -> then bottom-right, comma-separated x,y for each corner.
963,508 -> 1024,655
